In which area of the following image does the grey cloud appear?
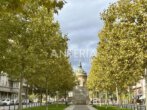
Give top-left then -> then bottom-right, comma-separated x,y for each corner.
56,0 -> 118,72
57,1 -> 104,33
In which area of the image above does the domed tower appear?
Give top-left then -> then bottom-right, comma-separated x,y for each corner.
72,62 -> 89,105
75,62 -> 87,87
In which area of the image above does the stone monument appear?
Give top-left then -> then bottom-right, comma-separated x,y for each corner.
72,63 -> 89,105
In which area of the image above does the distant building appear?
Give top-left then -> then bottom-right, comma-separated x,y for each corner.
132,78 -> 145,100
0,72 -> 26,99
75,62 -> 87,87
68,62 -> 89,105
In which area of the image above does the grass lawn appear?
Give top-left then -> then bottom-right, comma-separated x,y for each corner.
23,104 -> 68,110
93,105 -> 131,110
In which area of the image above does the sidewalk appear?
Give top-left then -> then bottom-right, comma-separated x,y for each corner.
64,105 -> 75,110
64,105 -> 97,110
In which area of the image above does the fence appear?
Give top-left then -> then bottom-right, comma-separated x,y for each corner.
0,103 -> 44,110
113,104 -> 146,110
95,103 -> 146,110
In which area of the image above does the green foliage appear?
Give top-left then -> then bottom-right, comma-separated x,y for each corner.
87,0 -> 147,103
0,0 -> 74,109
0,0 -> 65,13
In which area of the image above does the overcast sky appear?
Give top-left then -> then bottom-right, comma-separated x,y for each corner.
56,0 -> 117,73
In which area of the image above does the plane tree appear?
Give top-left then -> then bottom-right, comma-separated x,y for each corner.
0,0 -> 68,110
88,0 -> 147,104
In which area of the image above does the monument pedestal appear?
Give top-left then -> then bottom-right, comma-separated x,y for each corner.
73,86 -> 89,105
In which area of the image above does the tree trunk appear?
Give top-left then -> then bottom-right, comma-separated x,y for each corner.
46,80 -> 48,110
99,92 -> 102,106
128,87 -> 131,104
40,89 -> 43,105
65,90 -> 67,106
105,91 -> 108,109
57,91 -> 59,107
91,91 -> 94,105
18,73 -> 23,110
106,91 -> 108,104
26,84 -> 28,107
116,86 -> 120,104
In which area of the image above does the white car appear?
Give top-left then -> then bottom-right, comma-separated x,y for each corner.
93,100 -> 98,105
10,99 -> 18,105
1,98 -> 11,105
91,98 -> 99,105
22,99 -> 29,104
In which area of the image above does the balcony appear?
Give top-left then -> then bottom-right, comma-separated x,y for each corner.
0,86 -> 19,93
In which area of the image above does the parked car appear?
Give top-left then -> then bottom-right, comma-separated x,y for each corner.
1,98 -> 11,105
48,100 -> 54,104
10,99 -> 18,105
91,98 -> 99,105
22,99 -> 29,104
132,95 -> 142,104
58,98 -> 65,102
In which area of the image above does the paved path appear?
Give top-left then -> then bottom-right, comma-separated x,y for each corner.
65,105 -> 75,110
65,105 -> 97,110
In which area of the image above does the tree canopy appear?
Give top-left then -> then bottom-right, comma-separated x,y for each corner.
0,0 -> 74,109
87,0 -> 147,104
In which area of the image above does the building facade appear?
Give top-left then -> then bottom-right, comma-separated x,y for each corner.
132,78 -> 145,100
0,73 -> 26,99
75,62 -> 87,87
